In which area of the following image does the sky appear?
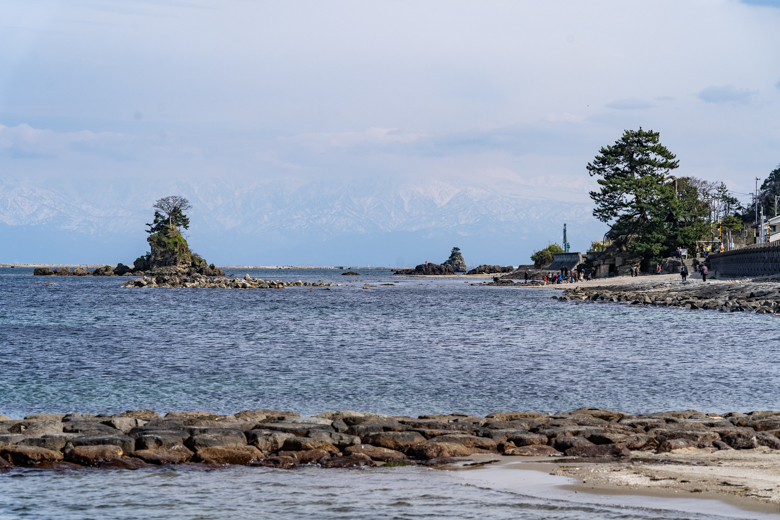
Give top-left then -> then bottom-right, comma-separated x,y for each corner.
1,0 -> 780,265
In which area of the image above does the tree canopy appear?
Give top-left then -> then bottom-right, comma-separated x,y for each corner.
146,196 -> 191,235
531,243 -> 563,268
588,128 -> 710,260
759,164 -> 780,216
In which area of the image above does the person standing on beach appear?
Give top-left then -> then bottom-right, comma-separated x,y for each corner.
524,271 -> 528,283
680,264 -> 688,282
656,263 -> 661,275
700,264 -> 708,282
542,275 -> 547,285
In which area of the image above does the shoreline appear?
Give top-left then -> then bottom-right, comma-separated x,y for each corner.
4,407 -> 780,512
455,454 -> 780,518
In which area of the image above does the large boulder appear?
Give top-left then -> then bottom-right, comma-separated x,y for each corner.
67,434 -> 134,454
134,433 -> 189,450
91,265 -> 115,276
113,263 -> 134,276
18,435 -> 77,451
503,445 -> 562,456
132,446 -> 194,464
65,445 -> 123,466
194,446 -> 263,465
52,267 -> 71,276
0,446 -> 64,465
320,453 -> 375,468
72,267 -> 88,276
185,431 -> 247,450
245,430 -> 294,452
281,437 -> 339,453
407,442 -> 473,459
722,432 -> 780,450
362,431 -> 426,451
33,267 -> 53,276
116,409 -> 162,420
344,445 -> 408,462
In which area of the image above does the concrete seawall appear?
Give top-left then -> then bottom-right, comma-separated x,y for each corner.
709,243 -> 780,277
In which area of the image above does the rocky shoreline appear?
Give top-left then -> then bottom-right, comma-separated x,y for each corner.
122,274 -> 338,289
3,407 -> 780,471
554,277 -> 780,315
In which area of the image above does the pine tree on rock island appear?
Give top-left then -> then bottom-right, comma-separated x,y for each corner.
133,196 -> 224,276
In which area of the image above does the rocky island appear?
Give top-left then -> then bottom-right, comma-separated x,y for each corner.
394,247 -> 466,275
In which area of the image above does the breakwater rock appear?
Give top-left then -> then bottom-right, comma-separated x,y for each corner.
2,407 -> 780,470
556,278 -> 780,315
122,274 -> 338,289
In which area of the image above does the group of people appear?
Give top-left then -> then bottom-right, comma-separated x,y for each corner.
540,266 -> 590,285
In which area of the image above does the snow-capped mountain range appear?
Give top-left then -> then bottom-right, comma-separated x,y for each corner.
0,177 -> 605,266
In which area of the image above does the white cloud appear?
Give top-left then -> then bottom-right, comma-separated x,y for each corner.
697,85 -> 758,104
0,123 -> 134,160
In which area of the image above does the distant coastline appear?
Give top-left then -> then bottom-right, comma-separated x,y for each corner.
1,264 -> 409,270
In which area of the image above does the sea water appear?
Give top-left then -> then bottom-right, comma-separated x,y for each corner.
1,268 -> 779,519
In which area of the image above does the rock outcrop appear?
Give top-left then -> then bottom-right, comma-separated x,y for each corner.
443,250 -> 467,273
132,227 -> 224,277
394,263 -> 454,275
548,278 -> 780,316
467,265 -> 513,275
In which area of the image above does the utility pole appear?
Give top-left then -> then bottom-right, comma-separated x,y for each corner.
563,223 -> 570,253
756,177 -> 760,224
775,195 -> 779,218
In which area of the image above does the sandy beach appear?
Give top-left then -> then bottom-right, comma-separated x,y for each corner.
457,452 -> 780,518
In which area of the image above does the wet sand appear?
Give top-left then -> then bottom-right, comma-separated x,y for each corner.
456,452 -> 780,518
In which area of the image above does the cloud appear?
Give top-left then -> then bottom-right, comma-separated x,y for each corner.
0,123 -> 134,160
605,98 -> 655,110
697,85 -> 757,104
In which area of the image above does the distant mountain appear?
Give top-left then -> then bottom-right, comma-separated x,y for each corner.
0,177 -> 606,265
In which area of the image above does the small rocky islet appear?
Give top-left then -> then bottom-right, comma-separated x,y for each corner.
2,407 -> 780,470
123,274 -> 337,289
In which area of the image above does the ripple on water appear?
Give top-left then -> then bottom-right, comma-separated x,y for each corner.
1,268 -> 780,418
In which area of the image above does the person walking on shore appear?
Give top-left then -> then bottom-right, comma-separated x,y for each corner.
542,275 -> 547,285
680,264 -> 688,282
656,263 -> 661,275
700,264 -> 708,282
524,271 -> 528,283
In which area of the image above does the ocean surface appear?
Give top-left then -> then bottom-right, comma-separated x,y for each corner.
2,267 -> 779,519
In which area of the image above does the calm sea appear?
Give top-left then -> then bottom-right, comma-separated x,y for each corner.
1,267 -> 778,519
